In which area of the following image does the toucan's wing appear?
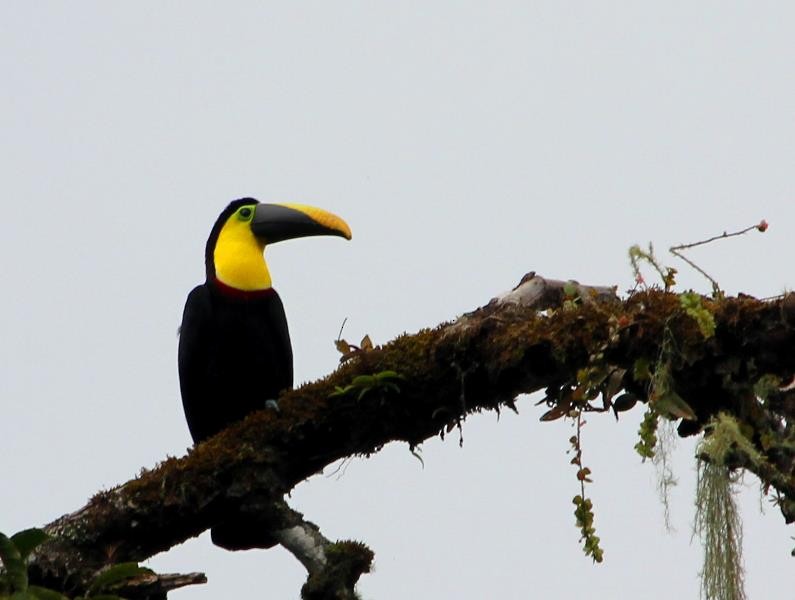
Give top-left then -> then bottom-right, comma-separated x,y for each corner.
178,284 -> 215,442
264,290 -> 293,391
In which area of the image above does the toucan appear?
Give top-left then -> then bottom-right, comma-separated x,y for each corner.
178,198 -> 351,548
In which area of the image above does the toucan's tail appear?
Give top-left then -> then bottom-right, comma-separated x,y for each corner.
211,519 -> 278,551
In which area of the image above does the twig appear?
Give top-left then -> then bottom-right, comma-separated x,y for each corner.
336,317 -> 348,341
115,571 -> 207,598
669,220 -> 768,296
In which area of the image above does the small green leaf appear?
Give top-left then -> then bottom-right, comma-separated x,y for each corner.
754,374 -> 781,401
26,586 -> 69,600
330,370 -> 405,400
88,563 -> 153,595
375,370 -> 403,381
351,375 -> 376,387
653,390 -> 697,421
633,357 -> 651,381
11,530 -> 49,562
562,281 -> 579,298
0,533 -> 27,592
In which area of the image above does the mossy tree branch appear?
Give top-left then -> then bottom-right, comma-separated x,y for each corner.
21,273 -> 795,598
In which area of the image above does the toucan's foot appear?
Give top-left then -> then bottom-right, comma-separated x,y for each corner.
265,399 -> 280,412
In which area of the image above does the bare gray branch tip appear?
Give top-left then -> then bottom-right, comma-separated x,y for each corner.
494,272 -> 618,310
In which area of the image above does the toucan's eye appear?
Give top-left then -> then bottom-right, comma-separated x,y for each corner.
238,207 -> 253,220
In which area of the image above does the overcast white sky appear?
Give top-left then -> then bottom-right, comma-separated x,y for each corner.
2,2 -> 794,599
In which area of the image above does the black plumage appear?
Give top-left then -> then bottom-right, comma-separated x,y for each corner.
178,282 -> 292,443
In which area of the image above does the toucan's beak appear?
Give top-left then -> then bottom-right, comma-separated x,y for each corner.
250,203 -> 352,244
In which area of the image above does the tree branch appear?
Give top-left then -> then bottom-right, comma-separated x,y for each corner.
22,273 -> 795,597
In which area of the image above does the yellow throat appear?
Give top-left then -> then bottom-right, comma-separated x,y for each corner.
213,215 -> 272,291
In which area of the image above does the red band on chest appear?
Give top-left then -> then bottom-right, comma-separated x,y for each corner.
211,278 -> 277,299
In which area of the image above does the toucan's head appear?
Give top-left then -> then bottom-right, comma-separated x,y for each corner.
206,198 -> 352,291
